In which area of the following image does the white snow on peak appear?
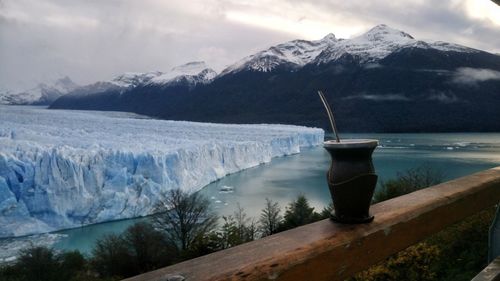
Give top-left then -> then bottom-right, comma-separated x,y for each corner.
363,24 -> 414,41
108,62 -> 217,88
314,24 -> 477,64
0,77 -> 79,105
221,24 -> 479,74
65,62 -> 217,98
149,61 -> 217,85
220,33 -> 338,75
314,24 -> 416,64
429,41 -> 478,53
110,71 -> 163,88
0,105 -> 323,237
322,33 -> 337,41
0,88 -> 13,104
172,61 -> 210,74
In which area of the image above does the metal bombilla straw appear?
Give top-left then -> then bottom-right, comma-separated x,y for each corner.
317,90 -> 340,143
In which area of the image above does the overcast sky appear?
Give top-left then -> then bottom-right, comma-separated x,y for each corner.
0,0 -> 499,91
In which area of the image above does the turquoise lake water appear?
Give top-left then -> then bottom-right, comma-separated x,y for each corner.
46,133 -> 500,255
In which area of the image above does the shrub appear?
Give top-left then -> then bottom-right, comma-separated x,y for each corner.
373,165 -> 443,203
353,243 -> 441,281
353,166 -> 494,281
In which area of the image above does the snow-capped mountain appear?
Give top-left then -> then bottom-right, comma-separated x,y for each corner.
0,88 -> 13,104
51,24 -> 500,132
0,77 -> 79,105
63,61 -> 217,99
313,24 -> 477,64
51,61 -> 216,105
109,61 -> 216,88
221,33 -> 337,75
110,71 -> 163,88
221,24 -> 478,75
149,61 -> 217,85
50,62 -> 218,115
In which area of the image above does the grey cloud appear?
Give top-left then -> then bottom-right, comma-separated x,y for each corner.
0,0 -> 499,91
295,0 -> 500,52
426,92 -> 459,103
344,94 -> 411,101
452,67 -> 500,84
0,0 -> 292,90
363,63 -> 382,69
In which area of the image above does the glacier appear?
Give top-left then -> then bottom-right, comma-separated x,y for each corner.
0,106 -> 323,238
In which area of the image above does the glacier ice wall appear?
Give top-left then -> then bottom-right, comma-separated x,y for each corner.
0,106 -> 323,238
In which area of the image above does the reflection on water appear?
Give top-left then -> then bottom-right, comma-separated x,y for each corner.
4,133 -> 499,256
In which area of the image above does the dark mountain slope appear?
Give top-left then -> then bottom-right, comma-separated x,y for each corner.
50,26 -> 500,132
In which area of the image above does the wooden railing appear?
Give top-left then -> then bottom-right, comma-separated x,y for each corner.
124,167 -> 500,281
472,256 -> 500,281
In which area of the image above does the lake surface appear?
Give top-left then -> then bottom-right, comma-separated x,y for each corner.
7,133 -> 500,257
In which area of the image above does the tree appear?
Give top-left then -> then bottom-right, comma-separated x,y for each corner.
218,204 -> 258,249
281,195 -> 320,230
59,251 -> 86,280
16,246 -> 59,281
91,234 -> 133,278
0,246 -> 88,281
152,189 -> 218,254
259,198 -> 282,236
320,202 -> 334,219
233,203 -> 258,243
373,165 -> 443,203
122,222 -> 177,273
90,222 -> 176,279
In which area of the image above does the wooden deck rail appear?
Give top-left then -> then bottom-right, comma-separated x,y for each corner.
472,256 -> 500,281
125,167 -> 500,281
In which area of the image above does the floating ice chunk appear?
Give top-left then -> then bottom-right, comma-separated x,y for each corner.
219,185 -> 234,193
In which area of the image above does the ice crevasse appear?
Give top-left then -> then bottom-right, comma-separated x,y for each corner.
0,106 -> 324,238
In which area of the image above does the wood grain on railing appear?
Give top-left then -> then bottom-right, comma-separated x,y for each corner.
124,167 -> 500,281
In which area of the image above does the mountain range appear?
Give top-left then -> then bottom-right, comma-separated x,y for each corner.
49,24 -> 500,132
0,77 -> 79,105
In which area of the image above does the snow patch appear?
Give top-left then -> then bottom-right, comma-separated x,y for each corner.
0,77 -> 79,105
314,24 -> 476,65
220,33 -> 338,75
220,24 -> 479,75
109,62 -> 217,89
